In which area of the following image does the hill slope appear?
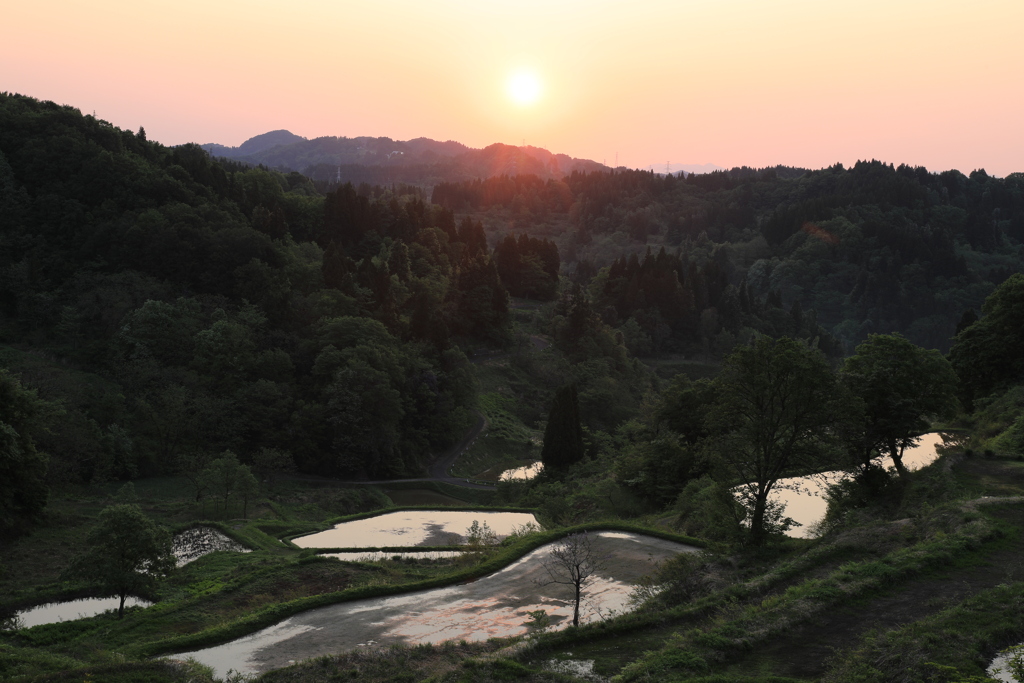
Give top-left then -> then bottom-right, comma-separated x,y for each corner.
201,132 -> 608,186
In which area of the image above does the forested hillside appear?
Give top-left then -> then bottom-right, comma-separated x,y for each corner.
0,94 -> 517,500
435,164 -> 1024,354
0,94 -> 658,540
202,132 -> 606,188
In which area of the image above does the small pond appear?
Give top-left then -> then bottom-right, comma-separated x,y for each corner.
292,510 -> 539,548
173,526 -> 251,567
173,531 -> 698,678
769,432 -> 950,538
15,596 -> 152,629
500,461 -> 543,481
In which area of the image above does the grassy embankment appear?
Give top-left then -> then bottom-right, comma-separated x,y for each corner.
450,303 -> 555,482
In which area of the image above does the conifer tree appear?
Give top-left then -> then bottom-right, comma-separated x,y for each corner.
541,384 -> 584,470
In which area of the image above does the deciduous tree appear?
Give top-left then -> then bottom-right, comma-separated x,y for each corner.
841,334 -> 958,478
63,504 -> 175,618
710,337 -> 847,545
539,531 -> 603,627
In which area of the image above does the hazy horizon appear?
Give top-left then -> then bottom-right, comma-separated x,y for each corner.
4,0 -> 1022,176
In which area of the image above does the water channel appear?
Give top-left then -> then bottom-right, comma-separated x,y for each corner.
173,531 -> 698,678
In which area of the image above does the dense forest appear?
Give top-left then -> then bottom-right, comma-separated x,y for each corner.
435,163 -> 1024,354
0,94 -> 510,492
0,93 -> 652,536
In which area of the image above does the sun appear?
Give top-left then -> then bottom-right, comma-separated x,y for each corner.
507,71 -> 542,106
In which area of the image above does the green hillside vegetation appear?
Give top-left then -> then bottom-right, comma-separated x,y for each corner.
201,132 -> 606,189
435,164 -> 1024,356
2,92 -> 1024,683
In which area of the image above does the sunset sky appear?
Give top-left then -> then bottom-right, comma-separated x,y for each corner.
3,0 -> 1022,175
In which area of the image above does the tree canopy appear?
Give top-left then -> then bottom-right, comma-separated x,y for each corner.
710,336 -> 848,544
841,334 -> 959,477
949,273 -> 1024,407
63,504 -> 175,618
0,369 -> 55,537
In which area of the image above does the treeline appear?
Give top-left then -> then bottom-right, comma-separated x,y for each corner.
0,94 -> 516,518
432,174 -> 573,214
436,163 -> 1024,352
585,247 -> 842,357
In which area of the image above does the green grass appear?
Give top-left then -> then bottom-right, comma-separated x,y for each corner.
255,640 -> 565,683
451,390 -> 543,480
614,506 -> 1005,682
822,581 -> 1024,682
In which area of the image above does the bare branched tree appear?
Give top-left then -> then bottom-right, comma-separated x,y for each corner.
539,531 -> 604,627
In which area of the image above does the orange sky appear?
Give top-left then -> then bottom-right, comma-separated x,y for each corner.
3,0 -> 1022,175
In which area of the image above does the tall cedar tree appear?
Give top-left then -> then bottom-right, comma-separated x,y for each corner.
541,384 -> 584,469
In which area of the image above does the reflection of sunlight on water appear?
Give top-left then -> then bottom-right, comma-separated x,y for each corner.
988,645 -> 1021,682
748,433 -> 949,539
16,597 -> 152,628
293,510 -> 540,548
598,532 -> 646,542
171,620 -> 318,675
324,550 -> 463,562
500,462 -> 543,481
174,532 -> 698,679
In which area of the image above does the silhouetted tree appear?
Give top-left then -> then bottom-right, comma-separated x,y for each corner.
541,384 -> 584,470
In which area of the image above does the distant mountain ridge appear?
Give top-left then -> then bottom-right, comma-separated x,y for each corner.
201,131 -> 608,187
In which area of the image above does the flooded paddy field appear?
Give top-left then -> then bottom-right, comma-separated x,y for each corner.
12,526 -> 249,629
323,550 -> 464,562
174,531 -> 699,678
173,526 -> 251,567
500,461 -> 543,481
769,432 -> 950,538
14,596 -> 152,628
292,510 -> 540,548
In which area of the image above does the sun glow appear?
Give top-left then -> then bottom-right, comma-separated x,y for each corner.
507,71 -> 542,106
